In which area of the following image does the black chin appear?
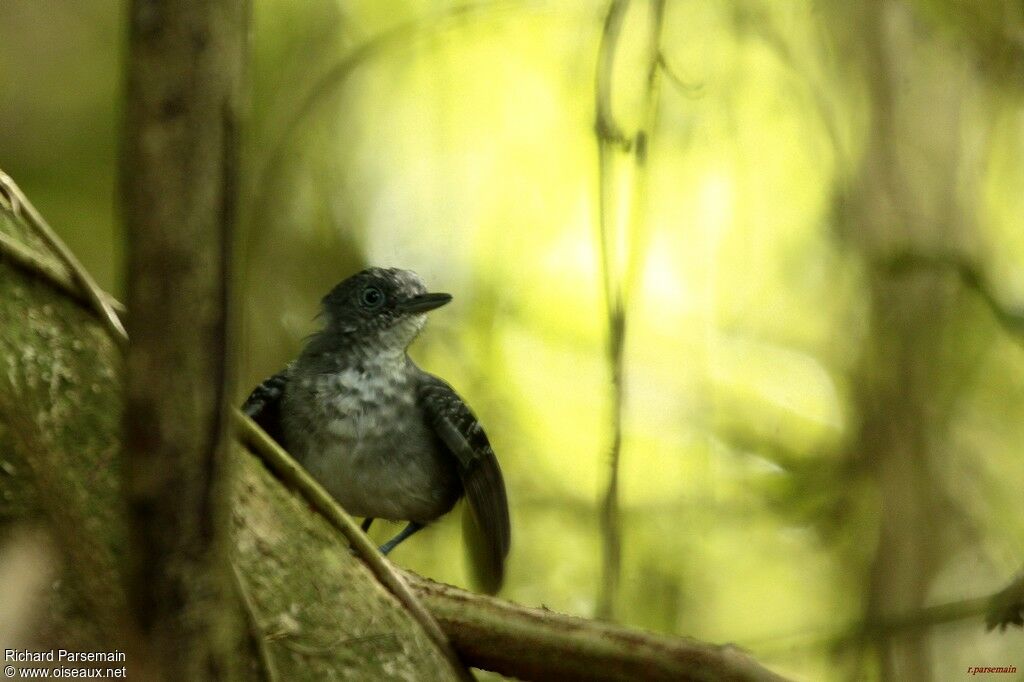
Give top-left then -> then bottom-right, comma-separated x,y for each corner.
397,292 -> 452,314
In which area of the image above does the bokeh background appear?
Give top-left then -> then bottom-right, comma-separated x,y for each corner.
3,0 -> 1023,679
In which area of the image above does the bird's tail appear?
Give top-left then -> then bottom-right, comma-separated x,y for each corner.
462,502 -> 505,594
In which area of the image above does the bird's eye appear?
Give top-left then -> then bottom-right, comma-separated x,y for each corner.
359,286 -> 384,309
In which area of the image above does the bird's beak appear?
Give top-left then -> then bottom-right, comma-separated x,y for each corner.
398,292 -> 452,314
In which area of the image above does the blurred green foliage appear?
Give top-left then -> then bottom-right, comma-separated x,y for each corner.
2,0 -> 1023,679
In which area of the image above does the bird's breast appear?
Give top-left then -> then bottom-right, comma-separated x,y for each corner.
282,365 -> 461,522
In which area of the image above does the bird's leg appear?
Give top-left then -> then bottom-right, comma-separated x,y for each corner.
379,522 -> 424,555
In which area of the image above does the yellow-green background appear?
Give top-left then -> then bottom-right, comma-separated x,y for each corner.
2,1 -> 1023,679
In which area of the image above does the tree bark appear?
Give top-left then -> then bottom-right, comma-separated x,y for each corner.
120,0 -> 248,678
404,572 -> 787,682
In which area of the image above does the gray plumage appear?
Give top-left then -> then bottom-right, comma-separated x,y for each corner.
243,267 -> 510,592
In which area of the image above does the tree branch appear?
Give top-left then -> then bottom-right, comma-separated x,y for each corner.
234,411 -> 472,682
986,568 -> 1024,632
878,250 -> 1024,342
403,572 -> 787,682
0,171 -> 127,344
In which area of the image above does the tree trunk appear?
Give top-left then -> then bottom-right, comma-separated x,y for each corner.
120,0 -> 248,678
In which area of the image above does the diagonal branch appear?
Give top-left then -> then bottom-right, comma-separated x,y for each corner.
234,411 -> 473,681
879,250 -> 1024,342
0,171 -> 127,345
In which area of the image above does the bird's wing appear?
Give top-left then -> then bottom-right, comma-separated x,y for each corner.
417,373 -> 510,593
242,367 -> 290,446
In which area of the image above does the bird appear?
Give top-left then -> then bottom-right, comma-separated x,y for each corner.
242,267 -> 510,593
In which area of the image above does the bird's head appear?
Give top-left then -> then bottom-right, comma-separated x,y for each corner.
319,268 -> 451,351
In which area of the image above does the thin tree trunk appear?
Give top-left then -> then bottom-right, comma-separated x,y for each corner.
121,0 -> 248,678
833,1 -> 982,677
